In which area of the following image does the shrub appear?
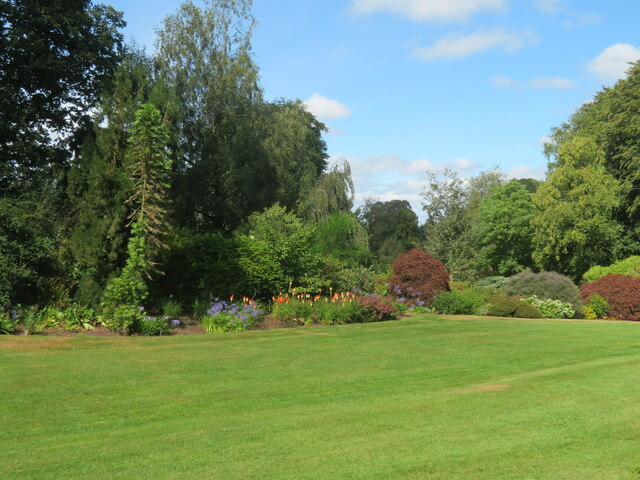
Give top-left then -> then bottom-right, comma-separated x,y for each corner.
521,296 -> 574,319
160,298 -> 182,318
0,310 -> 18,334
514,302 -> 543,319
487,294 -> 543,318
202,298 -> 264,333
158,231 -> 286,306
137,316 -> 179,336
585,293 -> 609,319
487,294 -> 522,317
580,275 -> 640,321
355,294 -> 398,322
583,256 -> 640,283
389,249 -> 450,305
504,271 -> 582,317
432,289 -> 488,315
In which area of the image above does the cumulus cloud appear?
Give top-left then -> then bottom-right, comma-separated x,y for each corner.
587,44 -> 640,82
303,93 -> 351,120
412,28 -> 538,61
350,0 -> 506,22
491,75 -> 574,89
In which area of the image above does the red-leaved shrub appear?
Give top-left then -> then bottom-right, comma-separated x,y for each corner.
389,249 -> 450,305
580,274 -> 640,321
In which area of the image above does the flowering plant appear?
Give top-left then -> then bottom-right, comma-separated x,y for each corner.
521,296 -> 574,319
138,315 -> 180,336
202,297 -> 263,333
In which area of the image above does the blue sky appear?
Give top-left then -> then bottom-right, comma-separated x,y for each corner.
107,0 -> 640,217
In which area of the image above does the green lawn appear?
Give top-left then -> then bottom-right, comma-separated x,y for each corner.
2,315 -> 640,479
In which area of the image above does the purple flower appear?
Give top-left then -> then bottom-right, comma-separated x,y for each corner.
171,319 -> 180,328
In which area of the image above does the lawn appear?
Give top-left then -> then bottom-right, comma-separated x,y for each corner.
2,315 -> 640,479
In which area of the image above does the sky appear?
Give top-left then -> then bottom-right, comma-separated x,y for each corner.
107,0 -> 640,218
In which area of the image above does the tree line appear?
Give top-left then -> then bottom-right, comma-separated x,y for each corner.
2,0 -> 640,317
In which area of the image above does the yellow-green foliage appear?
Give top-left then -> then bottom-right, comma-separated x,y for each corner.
583,256 -> 640,283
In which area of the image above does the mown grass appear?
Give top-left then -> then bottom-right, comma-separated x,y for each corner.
2,315 -> 640,479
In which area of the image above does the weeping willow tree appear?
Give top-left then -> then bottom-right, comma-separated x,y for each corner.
300,158 -> 355,222
300,158 -> 369,262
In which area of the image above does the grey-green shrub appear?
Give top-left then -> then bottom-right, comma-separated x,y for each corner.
504,271 -> 582,317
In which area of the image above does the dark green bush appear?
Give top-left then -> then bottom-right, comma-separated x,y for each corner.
486,294 -> 542,318
432,289 -> 487,315
157,231 -> 286,304
504,271 -> 582,317
487,294 -> 522,317
514,302 -> 543,319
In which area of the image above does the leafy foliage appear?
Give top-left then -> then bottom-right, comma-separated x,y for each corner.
486,294 -> 543,318
0,0 -> 125,192
421,168 -> 505,280
359,199 -> 420,266
532,137 -> 622,280
243,205 -> 317,285
0,310 -> 19,334
504,271 -> 583,317
584,294 -> 610,319
580,274 -> 640,321
477,179 -> 535,276
0,197 -> 58,308
101,222 -> 149,330
582,256 -> 640,283
389,248 -> 450,305
432,289 -> 488,315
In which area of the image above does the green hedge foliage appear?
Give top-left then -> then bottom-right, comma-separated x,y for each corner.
582,256 -> 640,283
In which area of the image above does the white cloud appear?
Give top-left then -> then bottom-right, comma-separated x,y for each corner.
303,93 -> 351,120
534,0 -> 562,13
563,13 -> 601,29
350,0 -> 506,22
587,44 -> 640,82
529,76 -> 574,89
491,75 -> 574,89
491,74 -> 520,88
412,28 -> 538,61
